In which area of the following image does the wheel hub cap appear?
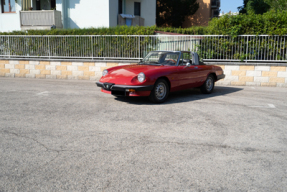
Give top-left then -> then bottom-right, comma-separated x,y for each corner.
155,83 -> 166,100
206,77 -> 213,91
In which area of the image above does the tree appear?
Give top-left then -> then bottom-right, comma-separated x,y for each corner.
238,0 -> 248,14
156,0 -> 199,28
264,0 -> 287,11
238,0 -> 270,14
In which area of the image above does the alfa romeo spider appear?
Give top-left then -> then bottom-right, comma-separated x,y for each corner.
96,51 -> 225,103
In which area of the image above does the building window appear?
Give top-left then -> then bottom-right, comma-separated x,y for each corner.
134,2 -> 141,16
118,0 -> 122,14
36,0 -> 41,10
1,0 -> 16,13
51,0 -> 56,10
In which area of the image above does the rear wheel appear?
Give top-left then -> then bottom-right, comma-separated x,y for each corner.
149,79 -> 169,103
200,74 -> 215,94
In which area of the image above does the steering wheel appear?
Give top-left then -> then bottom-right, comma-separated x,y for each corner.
166,59 -> 176,64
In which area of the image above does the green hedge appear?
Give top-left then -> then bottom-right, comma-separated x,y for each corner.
0,26 -> 157,36
158,10 -> 287,36
0,25 -> 208,36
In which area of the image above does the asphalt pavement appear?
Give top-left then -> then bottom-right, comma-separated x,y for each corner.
0,77 -> 287,191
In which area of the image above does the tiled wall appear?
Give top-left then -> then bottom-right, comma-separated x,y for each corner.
1,60 -> 287,87
216,65 -> 287,87
0,60 -> 129,80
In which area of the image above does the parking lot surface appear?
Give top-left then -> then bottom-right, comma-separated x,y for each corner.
0,77 -> 287,191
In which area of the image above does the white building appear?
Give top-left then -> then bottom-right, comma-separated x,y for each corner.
0,0 -> 156,32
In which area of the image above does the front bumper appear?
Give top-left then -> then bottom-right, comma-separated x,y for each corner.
96,82 -> 154,96
217,74 -> 225,81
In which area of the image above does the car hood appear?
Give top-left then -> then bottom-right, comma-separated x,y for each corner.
100,64 -> 163,85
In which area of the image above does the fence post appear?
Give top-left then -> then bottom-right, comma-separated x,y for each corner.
48,36 -> 50,59
138,35 -> 140,59
246,36 -> 248,63
91,36 -> 94,60
8,36 -> 10,58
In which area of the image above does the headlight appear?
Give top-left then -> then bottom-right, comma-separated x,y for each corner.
137,72 -> 146,83
102,69 -> 108,77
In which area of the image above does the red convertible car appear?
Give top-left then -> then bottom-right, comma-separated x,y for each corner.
96,51 -> 225,103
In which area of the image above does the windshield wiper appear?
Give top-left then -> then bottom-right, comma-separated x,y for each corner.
149,62 -> 160,65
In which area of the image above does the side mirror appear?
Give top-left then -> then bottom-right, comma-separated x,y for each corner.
185,62 -> 191,68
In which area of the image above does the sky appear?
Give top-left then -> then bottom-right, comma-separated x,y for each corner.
220,0 -> 244,14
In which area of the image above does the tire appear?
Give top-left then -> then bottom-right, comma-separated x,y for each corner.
149,79 -> 170,103
200,74 -> 215,94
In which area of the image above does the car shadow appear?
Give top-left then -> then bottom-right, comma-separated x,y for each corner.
114,86 -> 243,105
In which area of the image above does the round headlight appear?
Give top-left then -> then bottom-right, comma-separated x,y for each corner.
138,72 -> 146,83
102,69 -> 108,77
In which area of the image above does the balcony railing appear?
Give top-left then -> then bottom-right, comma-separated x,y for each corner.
20,10 -> 63,30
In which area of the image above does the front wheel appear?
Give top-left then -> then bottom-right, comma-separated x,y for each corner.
200,75 -> 215,94
149,79 -> 169,103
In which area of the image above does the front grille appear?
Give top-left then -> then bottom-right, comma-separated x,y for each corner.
103,83 -> 115,91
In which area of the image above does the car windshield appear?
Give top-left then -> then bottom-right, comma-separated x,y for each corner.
140,52 -> 180,66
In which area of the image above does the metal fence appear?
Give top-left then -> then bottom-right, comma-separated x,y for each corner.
1,35 -> 287,62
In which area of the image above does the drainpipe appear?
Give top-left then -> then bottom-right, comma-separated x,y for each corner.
67,0 -> 70,28
62,0 -> 69,28
62,0 -> 66,28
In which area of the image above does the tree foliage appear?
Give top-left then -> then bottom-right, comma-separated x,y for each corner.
156,0 -> 199,28
238,0 -> 287,14
264,0 -> 287,11
238,0 -> 270,14
207,10 -> 287,36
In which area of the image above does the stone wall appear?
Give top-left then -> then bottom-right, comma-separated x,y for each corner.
0,59 -> 287,87
0,60 -> 129,80
215,65 -> 287,87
